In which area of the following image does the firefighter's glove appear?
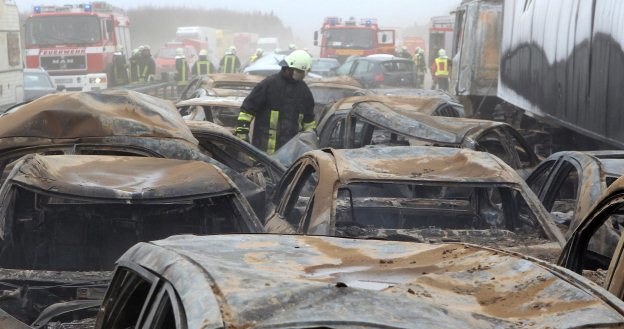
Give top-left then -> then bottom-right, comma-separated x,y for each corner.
235,125 -> 250,142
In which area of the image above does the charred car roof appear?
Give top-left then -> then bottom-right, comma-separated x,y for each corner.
326,146 -> 519,184
123,234 -> 624,328
351,100 -> 501,144
306,76 -> 364,88
0,90 -> 199,149
8,154 -> 235,200
176,96 -> 244,108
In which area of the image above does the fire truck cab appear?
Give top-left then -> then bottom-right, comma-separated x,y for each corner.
314,17 -> 396,63
24,2 -> 131,91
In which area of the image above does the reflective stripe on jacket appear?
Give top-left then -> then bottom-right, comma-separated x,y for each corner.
434,57 -> 449,77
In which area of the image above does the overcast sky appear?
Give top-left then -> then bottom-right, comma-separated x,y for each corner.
18,0 -> 461,37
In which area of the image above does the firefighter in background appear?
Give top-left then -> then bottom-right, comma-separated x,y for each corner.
129,47 -> 141,83
235,50 -> 315,155
431,48 -> 450,91
110,45 -> 129,87
398,46 -> 411,59
138,45 -> 156,82
248,48 -> 264,65
175,48 -> 191,92
219,46 -> 241,73
191,49 -> 215,76
413,47 -> 427,88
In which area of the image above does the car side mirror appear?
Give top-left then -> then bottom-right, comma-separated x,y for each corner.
313,31 -> 318,46
382,34 -> 387,43
56,85 -> 66,91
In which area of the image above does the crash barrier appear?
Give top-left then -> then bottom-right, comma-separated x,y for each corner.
113,81 -> 179,100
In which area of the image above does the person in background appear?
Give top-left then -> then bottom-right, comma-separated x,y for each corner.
398,45 -> 411,59
175,48 -> 190,92
431,48 -> 450,91
138,45 -> 156,82
234,50 -> 315,155
220,46 -> 241,73
192,49 -> 215,76
129,47 -> 142,83
413,47 -> 427,88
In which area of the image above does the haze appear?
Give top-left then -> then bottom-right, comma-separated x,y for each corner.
17,0 -> 460,40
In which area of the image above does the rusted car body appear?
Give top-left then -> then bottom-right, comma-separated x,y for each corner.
0,90 -> 204,170
266,147 -> 564,259
0,154 -> 263,322
527,151 -> 624,241
0,90 -> 268,217
87,234 -> 624,328
559,176 -> 624,299
177,96 -> 244,128
316,95 -> 538,176
186,120 -> 285,194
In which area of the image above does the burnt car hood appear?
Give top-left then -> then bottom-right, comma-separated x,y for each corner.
0,90 -> 199,150
8,154 -> 234,201
127,234 -> 624,328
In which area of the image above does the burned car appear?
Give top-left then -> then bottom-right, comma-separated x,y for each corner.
177,95 -> 244,128
186,120 -> 286,193
559,175 -> 624,296
527,150 -> 624,236
316,96 -> 537,176
0,90 -> 204,172
0,154 -> 263,322
74,234 -> 624,328
0,90 -> 268,218
307,79 -> 373,120
177,73 -> 263,100
266,147 -> 564,259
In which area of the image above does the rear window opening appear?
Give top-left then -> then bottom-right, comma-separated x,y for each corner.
1,188 -> 248,271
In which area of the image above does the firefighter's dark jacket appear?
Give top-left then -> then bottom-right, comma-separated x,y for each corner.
240,73 -> 315,151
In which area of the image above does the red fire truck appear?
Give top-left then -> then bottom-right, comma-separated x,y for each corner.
24,2 -> 131,91
314,17 -> 396,63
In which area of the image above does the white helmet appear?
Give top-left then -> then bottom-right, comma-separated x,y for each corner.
283,49 -> 312,71
199,49 -> 208,56
288,43 -> 297,50
176,48 -> 184,56
228,46 -> 237,54
438,48 -> 447,57
256,48 -> 264,55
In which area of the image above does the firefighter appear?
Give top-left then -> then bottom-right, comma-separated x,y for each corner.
138,45 -> 156,82
129,47 -> 142,83
191,49 -> 215,76
219,46 -> 241,73
413,47 -> 427,88
398,46 -> 411,59
248,48 -> 264,65
431,48 -> 450,91
174,48 -> 191,92
110,45 -> 129,87
234,50 -> 315,155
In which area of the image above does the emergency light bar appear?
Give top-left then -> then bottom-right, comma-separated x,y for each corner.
33,2 -> 116,13
360,18 -> 378,26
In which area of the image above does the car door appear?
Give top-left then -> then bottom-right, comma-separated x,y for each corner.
265,159 -> 319,233
96,262 -> 185,329
559,191 -> 624,296
501,125 -> 539,170
538,158 -> 583,226
194,132 -> 286,194
474,127 -> 520,169
318,113 -> 347,149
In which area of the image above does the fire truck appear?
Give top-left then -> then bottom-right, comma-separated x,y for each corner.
0,0 -> 24,110
428,16 -> 454,66
24,2 -> 131,91
314,17 -> 396,63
